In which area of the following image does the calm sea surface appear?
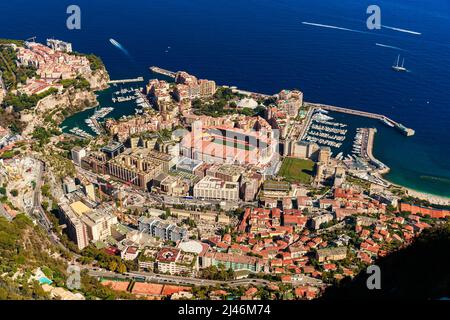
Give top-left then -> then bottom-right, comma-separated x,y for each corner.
1,0 -> 449,197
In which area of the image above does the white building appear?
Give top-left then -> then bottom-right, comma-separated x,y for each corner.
71,147 -> 86,166
193,176 -> 239,201
46,39 -> 73,52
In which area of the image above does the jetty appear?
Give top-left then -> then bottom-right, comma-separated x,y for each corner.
307,103 -> 415,136
108,77 -> 144,85
366,128 -> 390,173
150,66 -> 176,78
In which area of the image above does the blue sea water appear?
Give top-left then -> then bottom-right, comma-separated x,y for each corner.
1,0 -> 449,197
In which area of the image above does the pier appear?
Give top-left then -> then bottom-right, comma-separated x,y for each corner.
150,66 -> 176,78
366,128 -> 390,174
91,118 -> 105,135
307,103 -> 415,136
109,77 -> 144,84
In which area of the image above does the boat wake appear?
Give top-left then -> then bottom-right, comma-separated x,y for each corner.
301,22 -> 367,34
381,25 -> 421,35
109,38 -> 130,56
376,43 -> 404,51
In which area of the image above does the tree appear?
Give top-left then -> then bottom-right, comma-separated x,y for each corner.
10,189 -> 18,197
108,261 -> 118,272
118,263 -> 127,274
41,184 -> 51,197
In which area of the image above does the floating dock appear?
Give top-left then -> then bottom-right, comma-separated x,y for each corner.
308,103 -> 415,136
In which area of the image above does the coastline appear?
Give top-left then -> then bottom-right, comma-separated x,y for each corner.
392,182 -> 450,205
71,67 -> 450,202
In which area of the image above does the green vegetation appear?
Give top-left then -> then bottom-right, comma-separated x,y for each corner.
3,88 -> 58,111
79,245 -> 136,273
0,44 -> 36,91
0,150 -> 20,160
191,87 -> 264,118
60,76 -> 91,91
70,52 -> 105,71
279,157 -> 315,184
0,38 -> 25,46
200,265 -> 235,281
0,108 -> 25,133
80,270 -> 135,300
55,138 -> 88,156
32,126 -> 60,147
0,214 -> 68,299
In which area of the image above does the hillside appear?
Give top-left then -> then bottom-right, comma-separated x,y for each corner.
0,214 -> 68,299
321,221 -> 450,300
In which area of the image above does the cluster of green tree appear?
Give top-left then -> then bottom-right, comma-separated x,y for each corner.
0,38 -> 25,46
79,270 -> 135,300
79,245 -> 136,274
183,218 -> 197,229
0,149 -> 20,160
157,128 -> 173,139
60,76 -> 91,91
31,126 -> 60,146
200,265 -> 235,281
0,211 -> 137,300
55,138 -> 88,154
3,88 -> 58,111
192,98 -> 265,118
42,151 -> 76,178
0,214 -> 69,298
0,44 -> 37,90
321,221 -> 450,300
69,52 -> 105,71
0,109 -> 25,133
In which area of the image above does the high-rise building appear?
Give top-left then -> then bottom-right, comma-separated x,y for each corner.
198,79 -> 216,96
83,183 -> 96,202
71,146 -> 86,166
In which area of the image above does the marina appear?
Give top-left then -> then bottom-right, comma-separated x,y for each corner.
84,106 -> 114,135
308,103 -> 415,136
302,108 -> 348,150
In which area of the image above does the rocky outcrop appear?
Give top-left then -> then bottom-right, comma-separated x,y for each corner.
35,88 -> 97,116
85,67 -> 110,91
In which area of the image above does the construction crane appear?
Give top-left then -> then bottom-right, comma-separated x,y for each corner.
26,36 -> 37,43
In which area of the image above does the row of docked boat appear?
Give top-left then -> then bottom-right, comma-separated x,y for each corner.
311,123 -> 347,135
69,127 -> 94,139
308,130 -> 346,142
352,128 -> 364,156
303,108 -> 347,149
84,107 -> 114,135
304,135 -> 343,148
112,87 -> 142,103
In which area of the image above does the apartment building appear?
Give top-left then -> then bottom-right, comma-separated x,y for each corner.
138,216 -> 187,242
193,176 -> 239,201
59,200 -> 117,250
107,148 -> 173,190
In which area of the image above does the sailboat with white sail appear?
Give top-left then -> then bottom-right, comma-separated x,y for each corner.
392,54 -> 407,72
